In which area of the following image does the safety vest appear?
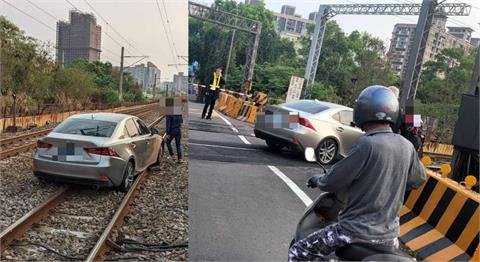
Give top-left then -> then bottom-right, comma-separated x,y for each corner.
209,72 -> 221,91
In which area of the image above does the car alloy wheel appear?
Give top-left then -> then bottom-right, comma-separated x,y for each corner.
316,138 -> 337,165
120,161 -> 134,192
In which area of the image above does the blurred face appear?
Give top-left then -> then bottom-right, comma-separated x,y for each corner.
216,68 -> 222,76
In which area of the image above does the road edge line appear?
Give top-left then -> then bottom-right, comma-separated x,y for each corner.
267,165 -> 312,207
238,135 -> 251,145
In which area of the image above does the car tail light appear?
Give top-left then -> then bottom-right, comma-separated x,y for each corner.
37,140 -> 52,148
299,117 -> 316,131
99,175 -> 109,181
85,147 -> 119,157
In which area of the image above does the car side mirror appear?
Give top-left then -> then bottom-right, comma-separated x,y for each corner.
350,121 -> 356,127
150,128 -> 159,135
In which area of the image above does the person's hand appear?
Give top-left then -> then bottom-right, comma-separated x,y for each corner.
307,175 -> 322,188
164,134 -> 170,140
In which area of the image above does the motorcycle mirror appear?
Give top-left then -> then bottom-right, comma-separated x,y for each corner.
305,147 -> 316,162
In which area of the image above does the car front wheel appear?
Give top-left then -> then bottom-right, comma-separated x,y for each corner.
120,161 -> 135,193
155,143 -> 164,166
316,138 -> 338,165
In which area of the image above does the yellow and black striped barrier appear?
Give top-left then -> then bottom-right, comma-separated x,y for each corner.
215,91 -> 263,124
399,159 -> 479,261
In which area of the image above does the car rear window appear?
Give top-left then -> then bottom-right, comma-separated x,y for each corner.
282,100 -> 329,114
53,118 -> 117,137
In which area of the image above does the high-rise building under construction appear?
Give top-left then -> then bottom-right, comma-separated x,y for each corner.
56,10 -> 102,66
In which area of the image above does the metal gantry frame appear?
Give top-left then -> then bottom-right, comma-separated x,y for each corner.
304,0 -> 471,103
188,1 -> 262,92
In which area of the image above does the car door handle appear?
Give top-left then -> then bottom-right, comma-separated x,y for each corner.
130,142 -> 137,149
145,140 -> 150,145
336,127 -> 344,132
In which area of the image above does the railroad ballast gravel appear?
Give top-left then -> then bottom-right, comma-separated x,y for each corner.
106,113 -> 189,261
1,109 -> 181,260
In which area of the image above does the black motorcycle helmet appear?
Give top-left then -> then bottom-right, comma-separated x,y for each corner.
353,85 -> 399,128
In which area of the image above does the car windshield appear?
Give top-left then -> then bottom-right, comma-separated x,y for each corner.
53,118 -> 117,137
282,100 -> 330,114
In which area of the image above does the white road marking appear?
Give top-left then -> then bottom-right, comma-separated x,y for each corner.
213,110 -> 244,137
268,165 -> 312,206
213,110 -> 233,126
238,135 -> 251,145
190,142 -> 260,151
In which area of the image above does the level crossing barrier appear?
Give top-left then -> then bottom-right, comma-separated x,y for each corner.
399,161 -> 479,261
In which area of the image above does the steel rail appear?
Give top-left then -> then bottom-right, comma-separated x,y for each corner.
0,129 -> 52,147
0,103 -> 159,160
86,115 -> 165,261
0,187 -> 70,254
0,115 -> 165,256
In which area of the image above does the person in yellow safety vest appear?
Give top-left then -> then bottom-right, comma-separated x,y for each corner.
202,67 -> 225,120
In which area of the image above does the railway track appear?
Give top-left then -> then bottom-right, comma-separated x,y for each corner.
0,115 -> 165,261
0,103 -> 158,160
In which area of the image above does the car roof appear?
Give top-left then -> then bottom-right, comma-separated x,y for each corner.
69,112 -> 134,122
313,100 -> 352,110
282,99 -> 352,111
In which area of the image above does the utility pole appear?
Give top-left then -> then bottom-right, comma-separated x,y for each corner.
61,50 -> 65,68
119,46 -> 125,102
469,49 -> 479,95
225,29 -> 236,81
153,73 -> 157,99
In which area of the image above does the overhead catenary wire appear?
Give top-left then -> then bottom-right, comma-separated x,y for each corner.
25,0 -> 58,21
154,0 -> 179,70
62,0 -> 133,55
2,0 -> 56,31
161,0 -> 181,59
82,0 -> 146,56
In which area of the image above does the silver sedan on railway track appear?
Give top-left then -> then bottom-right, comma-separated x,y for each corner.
254,99 -> 364,165
33,113 -> 162,192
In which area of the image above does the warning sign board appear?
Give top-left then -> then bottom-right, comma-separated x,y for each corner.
286,76 -> 304,102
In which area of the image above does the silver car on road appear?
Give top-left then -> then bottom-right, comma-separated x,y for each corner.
33,113 -> 162,192
254,100 -> 363,165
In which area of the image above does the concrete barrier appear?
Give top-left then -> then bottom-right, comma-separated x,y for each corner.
236,102 -> 251,121
221,94 -> 236,114
423,142 -> 454,156
246,106 -> 257,124
226,99 -> 243,118
399,169 -> 479,261
215,92 -> 228,111
215,90 -> 264,124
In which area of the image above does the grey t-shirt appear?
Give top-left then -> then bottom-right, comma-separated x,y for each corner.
317,127 -> 426,241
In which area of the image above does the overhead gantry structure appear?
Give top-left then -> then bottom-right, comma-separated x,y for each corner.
304,0 -> 471,112
189,1 -> 262,92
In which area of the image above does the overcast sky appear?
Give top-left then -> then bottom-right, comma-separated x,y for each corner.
1,0 -> 478,81
201,0 -> 480,45
1,0 -> 188,81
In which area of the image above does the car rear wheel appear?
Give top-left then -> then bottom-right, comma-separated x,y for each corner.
316,138 -> 338,165
120,161 -> 135,193
266,140 -> 283,151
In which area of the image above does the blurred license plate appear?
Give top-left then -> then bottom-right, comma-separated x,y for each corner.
257,112 -> 299,129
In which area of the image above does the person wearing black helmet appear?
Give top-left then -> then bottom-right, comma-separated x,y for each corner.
288,85 -> 426,261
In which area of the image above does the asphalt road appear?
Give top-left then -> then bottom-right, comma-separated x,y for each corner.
188,101 -> 326,261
